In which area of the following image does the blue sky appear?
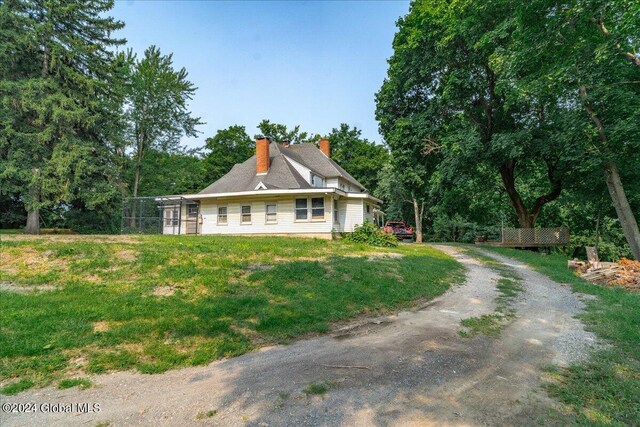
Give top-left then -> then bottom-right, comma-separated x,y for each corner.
111,0 -> 410,149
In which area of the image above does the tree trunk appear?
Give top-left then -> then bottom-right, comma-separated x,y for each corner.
604,160 -> 640,260
129,161 -> 141,229
25,168 -> 41,234
130,137 -> 144,228
412,197 -> 424,243
25,207 -> 40,234
499,159 -> 562,229
579,86 -> 640,260
132,126 -> 145,198
132,161 -> 141,198
499,162 -> 536,228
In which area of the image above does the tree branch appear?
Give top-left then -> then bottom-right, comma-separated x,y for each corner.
499,160 -> 530,227
578,86 -> 608,145
596,11 -> 640,68
422,136 -> 442,156
530,160 -> 563,222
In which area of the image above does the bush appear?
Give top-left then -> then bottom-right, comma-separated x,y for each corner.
343,220 -> 398,247
559,234 -> 632,262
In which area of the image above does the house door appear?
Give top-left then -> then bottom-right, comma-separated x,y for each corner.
186,204 -> 199,235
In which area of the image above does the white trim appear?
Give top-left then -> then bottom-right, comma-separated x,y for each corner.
293,196 -> 326,222
310,196 -> 326,220
175,188 -> 382,204
217,206 -> 228,225
180,188 -> 334,200
344,193 -> 383,204
240,204 -> 252,224
265,202 -> 278,224
294,197 -> 309,221
254,181 -> 268,190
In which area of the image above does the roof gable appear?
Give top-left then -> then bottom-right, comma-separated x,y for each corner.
199,141 -> 365,195
279,143 -> 365,189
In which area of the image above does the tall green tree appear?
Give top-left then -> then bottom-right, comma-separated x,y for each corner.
0,0 -> 125,234
124,45 -> 202,198
325,124 -> 389,195
127,148 -> 207,197
503,0 -> 640,259
377,0 -> 582,231
256,120 -> 309,143
376,116 -> 441,243
202,125 -> 254,184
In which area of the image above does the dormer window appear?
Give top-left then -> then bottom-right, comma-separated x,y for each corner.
310,173 -> 323,188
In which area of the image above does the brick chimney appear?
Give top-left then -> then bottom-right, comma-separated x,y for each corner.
256,137 -> 270,175
319,138 -> 330,158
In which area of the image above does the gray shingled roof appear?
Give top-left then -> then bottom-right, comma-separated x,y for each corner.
199,141 -> 365,195
281,143 -> 364,189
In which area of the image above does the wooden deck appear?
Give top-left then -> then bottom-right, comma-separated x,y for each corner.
476,227 -> 570,248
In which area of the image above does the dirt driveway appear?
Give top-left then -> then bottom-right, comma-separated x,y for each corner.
2,245 -> 596,426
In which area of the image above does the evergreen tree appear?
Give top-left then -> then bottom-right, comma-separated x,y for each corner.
0,0 -> 125,234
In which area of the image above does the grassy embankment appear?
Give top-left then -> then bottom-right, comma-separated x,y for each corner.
0,234 -> 462,395
483,247 -> 640,426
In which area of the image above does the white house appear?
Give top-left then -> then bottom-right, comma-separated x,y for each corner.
162,137 -> 382,239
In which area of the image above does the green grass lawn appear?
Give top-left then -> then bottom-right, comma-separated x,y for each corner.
482,247 -> 640,426
0,235 -> 462,394
0,229 -> 22,234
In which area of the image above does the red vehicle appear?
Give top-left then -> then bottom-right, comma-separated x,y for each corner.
382,221 -> 414,241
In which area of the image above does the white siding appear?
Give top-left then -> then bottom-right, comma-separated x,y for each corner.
334,178 -> 362,193
337,198 -> 364,232
325,178 -> 339,189
200,196 -> 333,236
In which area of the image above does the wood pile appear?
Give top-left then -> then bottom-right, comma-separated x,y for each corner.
567,259 -> 587,272
576,258 -> 640,291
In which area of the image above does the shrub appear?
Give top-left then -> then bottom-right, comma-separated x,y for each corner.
559,234 -> 632,262
343,220 -> 398,247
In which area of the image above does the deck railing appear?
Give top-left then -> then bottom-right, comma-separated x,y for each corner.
500,227 -> 570,247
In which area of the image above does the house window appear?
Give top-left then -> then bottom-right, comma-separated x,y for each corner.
241,205 -> 252,223
366,204 -> 370,214
334,200 -> 339,223
188,205 -> 198,218
217,206 -> 227,224
295,198 -> 308,220
311,197 -> 325,220
310,173 -> 323,188
265,203 -> 277,223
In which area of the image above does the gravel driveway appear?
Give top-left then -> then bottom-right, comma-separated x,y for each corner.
1,245 -> 597,426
